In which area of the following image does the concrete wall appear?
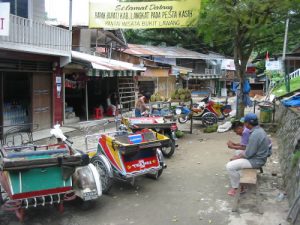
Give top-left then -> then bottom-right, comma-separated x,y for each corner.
275,104 -> 300,206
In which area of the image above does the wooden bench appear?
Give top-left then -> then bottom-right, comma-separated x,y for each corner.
232,168 -> 263,213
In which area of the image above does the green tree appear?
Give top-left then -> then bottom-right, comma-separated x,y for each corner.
125,28 -> 207,51
198,0 -> 300,117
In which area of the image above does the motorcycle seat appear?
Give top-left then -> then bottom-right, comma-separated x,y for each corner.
5,148 -> 69,159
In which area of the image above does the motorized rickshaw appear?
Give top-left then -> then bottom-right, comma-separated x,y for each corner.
0,125 -> 102,221
175,90 -> 232,126
121,116 -> 177,158
86,129 -> 169,193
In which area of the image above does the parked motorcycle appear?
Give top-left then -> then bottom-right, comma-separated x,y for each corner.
204,97 -> 232,120
121,116 -> 177,158
86,128 -> 168,193
175,96 -> 231,126
175,103 -> 218,126
50,125 -> 102,202
0,125 -> 101,221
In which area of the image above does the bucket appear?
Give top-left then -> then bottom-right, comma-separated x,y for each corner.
260,107 -> 272,123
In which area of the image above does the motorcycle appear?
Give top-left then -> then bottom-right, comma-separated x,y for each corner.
0,125 -> 101,221
85,128 -> 168,194
175,96 -> 232,126
121,115 -> 178,158
204,97 -> 232,120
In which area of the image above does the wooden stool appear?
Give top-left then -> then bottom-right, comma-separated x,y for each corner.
232,168 -> 262,213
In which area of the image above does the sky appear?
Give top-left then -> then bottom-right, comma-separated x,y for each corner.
45,0 -> 89,26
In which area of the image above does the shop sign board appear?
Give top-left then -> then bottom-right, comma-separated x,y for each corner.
89,0 -> 201,29
0,3 -> 10,36
221,59 -> 236,71
266,60 -> 282,71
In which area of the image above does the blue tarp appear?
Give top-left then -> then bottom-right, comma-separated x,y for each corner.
282,96 -> 300,107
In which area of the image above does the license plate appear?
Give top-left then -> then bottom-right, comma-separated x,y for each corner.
83,191 -> 98,201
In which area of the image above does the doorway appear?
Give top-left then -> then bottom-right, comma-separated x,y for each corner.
32,73 -> 52,130
2,72 -> 31,128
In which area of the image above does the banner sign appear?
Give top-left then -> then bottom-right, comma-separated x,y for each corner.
266,60 -> 282,71
221,59 -> 236,71
0,3 -> 10,36
89,0 -> 201,29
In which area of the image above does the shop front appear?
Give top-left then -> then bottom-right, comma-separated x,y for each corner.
63,51 -> 145,123
63,68 -> 137,123
0,53 -> 56,137
87,69 -> 137,119
139,67 -> 176,98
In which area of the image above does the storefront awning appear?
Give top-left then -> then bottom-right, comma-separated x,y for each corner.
189,73 -> 223,80
89,69 -> 138,77
71,51 -> 146,72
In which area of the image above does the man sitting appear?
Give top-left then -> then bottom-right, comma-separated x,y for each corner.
227,121 -> 250,151
226,113 -> 270,196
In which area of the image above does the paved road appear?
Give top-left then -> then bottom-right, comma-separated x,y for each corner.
0,123 -> 289,225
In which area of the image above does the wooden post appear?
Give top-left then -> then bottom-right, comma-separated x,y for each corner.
85,81 -> 89,121
62,73 -> 65,124
190,98 -> 193,134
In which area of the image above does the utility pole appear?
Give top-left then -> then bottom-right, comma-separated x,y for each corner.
69,0 -> 73,31
282,17 -> 290,93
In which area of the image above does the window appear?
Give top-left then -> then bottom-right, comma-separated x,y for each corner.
0,0 -> 28,18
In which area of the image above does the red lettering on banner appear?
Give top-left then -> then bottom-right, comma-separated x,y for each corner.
0,18 -> 4,30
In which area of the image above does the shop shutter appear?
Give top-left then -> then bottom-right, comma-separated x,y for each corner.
118,77 -> 135,112
0,59 -> 52,72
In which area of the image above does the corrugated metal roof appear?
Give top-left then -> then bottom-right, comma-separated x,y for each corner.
71,51 -> 146,71
124,44 -> 225,60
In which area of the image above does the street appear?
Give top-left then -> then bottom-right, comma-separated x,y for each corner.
0,122 -> 289,225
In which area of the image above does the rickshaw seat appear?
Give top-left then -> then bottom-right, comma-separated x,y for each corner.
5,148 -> 69,159
115,135 -> 131,144
141,131 -> 156,141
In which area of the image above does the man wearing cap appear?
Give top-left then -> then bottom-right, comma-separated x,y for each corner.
227,120 -> 250,151
226,113 -> 270,196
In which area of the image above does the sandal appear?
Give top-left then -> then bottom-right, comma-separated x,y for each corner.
227,188 -> 238,196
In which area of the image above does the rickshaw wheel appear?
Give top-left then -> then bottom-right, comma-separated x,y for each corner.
15,208 -> 25,222
91,156 -> 113,194
161,134 -> 175,158
202,112 -> 218,127
146,169 -> 163,180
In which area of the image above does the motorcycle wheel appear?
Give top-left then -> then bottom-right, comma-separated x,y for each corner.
91,156 -> 113,194
178,115 -> 189,124
161,134 -> 175,158
202,112 -> 218,127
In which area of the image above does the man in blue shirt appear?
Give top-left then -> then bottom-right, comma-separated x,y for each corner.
226,113 -> 270,196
